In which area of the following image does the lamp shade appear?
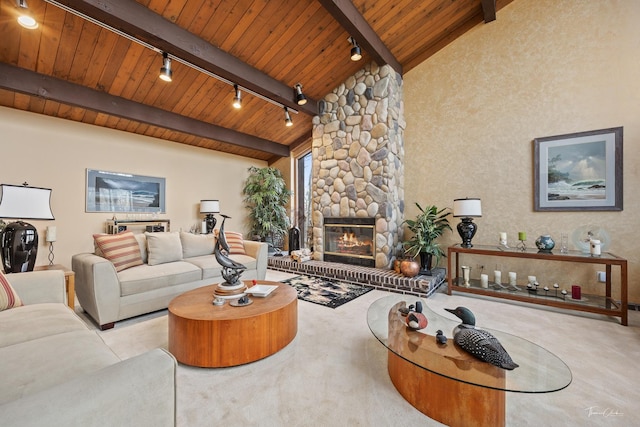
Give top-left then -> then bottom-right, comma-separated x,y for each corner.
0,184 -> 55,220
200,200 -> 220,214
453,198 -> 482,217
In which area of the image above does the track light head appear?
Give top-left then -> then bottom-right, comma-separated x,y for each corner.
232,84 -> 242,109
16,0 -> 38,29
294,83 -> 307,106
159,52 -> 172,82
284,107 -> 293,127
348,37 -> 362,61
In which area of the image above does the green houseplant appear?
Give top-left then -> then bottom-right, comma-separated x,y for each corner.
403,203 -> 452,273
242,166 -> 291,251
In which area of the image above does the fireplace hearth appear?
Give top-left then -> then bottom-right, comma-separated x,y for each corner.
323,217 -> 375,267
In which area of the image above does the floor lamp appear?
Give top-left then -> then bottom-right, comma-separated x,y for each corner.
0,183 -> 55,273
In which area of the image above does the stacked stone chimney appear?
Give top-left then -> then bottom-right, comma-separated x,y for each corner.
311,63 -> 405,268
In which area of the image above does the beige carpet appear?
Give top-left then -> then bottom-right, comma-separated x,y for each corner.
96,270 -> 640,426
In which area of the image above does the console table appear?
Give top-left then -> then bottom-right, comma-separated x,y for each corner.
447,244 -> 628,325
367,294 -> 572,426
105,219 -> 170,234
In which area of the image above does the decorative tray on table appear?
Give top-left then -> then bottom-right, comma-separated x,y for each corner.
245,285 -> 278,298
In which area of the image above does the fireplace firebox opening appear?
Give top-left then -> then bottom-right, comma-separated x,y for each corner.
323,217 -> 375,267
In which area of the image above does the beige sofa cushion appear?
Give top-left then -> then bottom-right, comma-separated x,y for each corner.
0,330 -> 121,405
145,232 -> 183,266
117,262 -> 202,296
0,303 -> 88,348
180,231 -> 215,258
184,254 -> 257,280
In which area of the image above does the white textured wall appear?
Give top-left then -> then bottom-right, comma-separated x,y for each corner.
0,107 -> 264,269
404,0 -> 640,302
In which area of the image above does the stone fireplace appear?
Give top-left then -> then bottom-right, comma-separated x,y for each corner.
311,63 -> 405,269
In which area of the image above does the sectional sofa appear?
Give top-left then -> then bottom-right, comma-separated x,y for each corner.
0,270 -> 176,427
73,231 -> 268,329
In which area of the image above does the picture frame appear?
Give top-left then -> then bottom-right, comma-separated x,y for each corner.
86,169 -> 166,213
533,127 -> 623,211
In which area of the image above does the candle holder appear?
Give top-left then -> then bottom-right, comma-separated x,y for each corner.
517,238 -> 527,251
48,242 -> 55,265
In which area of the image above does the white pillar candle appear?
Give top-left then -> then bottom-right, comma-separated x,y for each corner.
494,270 -> 502,285
46,226 -> 57,242
499,232 -> 507,241
201,220 -> 207,234
527,275 -> 537,285
480,274 -> 489,288
590,239 -> 601,256
509,271 -> 517,286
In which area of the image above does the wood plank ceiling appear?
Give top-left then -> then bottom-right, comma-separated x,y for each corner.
0,0 -> 513,162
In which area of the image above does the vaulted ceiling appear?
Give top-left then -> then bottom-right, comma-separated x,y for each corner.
0,0 -> 513,162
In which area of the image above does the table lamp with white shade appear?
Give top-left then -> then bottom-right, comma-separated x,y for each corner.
453,197 -> 482,248
0,183 -> 55,273
200,200 -> 220,234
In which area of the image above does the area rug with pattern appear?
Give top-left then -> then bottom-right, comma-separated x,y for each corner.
282,275 -> 374,308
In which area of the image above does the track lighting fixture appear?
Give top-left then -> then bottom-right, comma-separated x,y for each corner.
348,36 -> 362,61
16,0 -> 38,29
232,84 -> 242,109
284,107 -> 293,127
294,83 -> 307,106
159,52 -> 172,82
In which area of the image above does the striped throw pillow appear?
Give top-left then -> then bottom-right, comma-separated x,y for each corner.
0,272 -> 23,311
224,231 -> 247,255
215,229 -> 247,255
93,231 -> 144,272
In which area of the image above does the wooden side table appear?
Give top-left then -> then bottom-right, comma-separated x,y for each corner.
34,264 -> 75,310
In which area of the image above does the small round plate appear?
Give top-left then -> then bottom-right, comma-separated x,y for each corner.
230,297 -> 253,307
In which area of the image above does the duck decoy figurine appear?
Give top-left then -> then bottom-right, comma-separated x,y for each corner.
405,300 -> 428,330
435,329 -> 448,345
214,214 -> 247,287
445,306 -> 519,370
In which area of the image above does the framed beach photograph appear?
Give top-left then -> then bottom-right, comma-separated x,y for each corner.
533,127 -> 623,211
86,169 -> 166,213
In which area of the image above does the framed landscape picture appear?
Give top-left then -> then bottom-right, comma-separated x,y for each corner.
86,169 -> 166,213
533,127 -> 623,211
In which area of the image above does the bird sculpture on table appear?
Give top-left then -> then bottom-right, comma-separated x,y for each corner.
445,306 -> 519,370
404,301 -> 428,330
214,214 -> 246,287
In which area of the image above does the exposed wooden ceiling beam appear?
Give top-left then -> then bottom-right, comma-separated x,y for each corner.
317,0 -> 402,75
481,0 -> 497,23
0,63 -> 290,158
51,0 -> 318,116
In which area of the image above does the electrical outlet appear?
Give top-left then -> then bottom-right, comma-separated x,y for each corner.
597,271 -> 606,282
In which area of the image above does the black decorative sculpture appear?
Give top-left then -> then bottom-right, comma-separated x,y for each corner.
214,214 -> 246,287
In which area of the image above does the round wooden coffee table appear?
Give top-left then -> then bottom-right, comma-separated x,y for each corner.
168,280 -> 297,367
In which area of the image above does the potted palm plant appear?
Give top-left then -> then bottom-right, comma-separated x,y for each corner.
242,166 -> 291,253
403,203 -> 452,274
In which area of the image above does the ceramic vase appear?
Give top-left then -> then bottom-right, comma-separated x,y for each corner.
535,234 -> 555,252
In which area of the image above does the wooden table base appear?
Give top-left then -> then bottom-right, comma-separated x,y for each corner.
168,281 -> 297,367
388,351 -> 505,427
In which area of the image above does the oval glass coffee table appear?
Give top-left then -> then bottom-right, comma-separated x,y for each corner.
367,294 -> 571,427
169,280 -> 297,367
